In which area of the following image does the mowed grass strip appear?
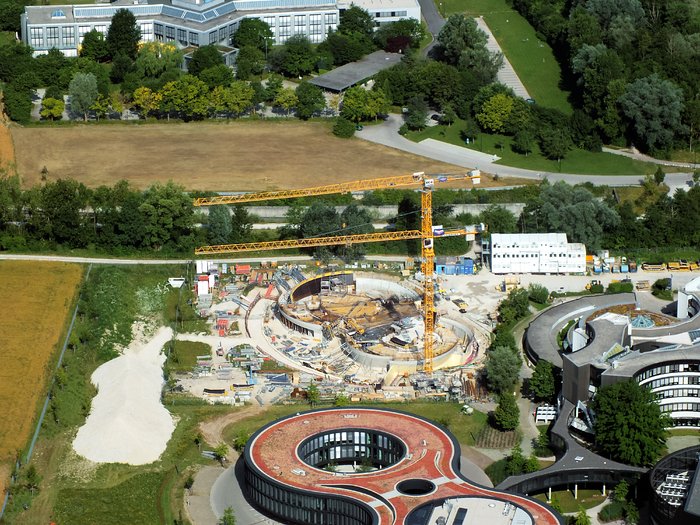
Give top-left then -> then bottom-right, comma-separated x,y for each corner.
11,121 -> 470,191
441,0 -> 572,113
0,262 -> 83,491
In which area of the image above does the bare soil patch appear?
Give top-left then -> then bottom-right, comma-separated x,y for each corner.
0,262 -> 83,497
11,121 -> 524,190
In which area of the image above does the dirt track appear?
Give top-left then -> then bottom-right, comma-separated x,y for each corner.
198,405 -> 267,459
10,121 -> 513,190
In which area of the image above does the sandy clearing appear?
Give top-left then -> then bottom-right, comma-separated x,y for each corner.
9,121 -> 521,190
72,326 -> 175,465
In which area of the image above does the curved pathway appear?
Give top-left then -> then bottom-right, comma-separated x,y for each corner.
603,146 -> 700,170
356,114 -> 694,189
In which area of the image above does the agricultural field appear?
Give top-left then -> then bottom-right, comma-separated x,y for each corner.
0,123 -> 16,174
0,261 -> 83,499
9,121 -> 507,190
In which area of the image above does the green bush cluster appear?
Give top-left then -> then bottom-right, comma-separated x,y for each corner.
607,281 -> 634,294
332,117 -> 356,138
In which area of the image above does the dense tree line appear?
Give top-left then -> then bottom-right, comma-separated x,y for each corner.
0,7 -> 422,123
510,0 -> 700,156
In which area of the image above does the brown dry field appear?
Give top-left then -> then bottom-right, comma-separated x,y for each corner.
0,262 -> 83,498
11,121 -> 525,190
0,122 -> 16,174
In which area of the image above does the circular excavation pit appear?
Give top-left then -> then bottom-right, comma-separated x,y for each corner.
275,271 -> 474,374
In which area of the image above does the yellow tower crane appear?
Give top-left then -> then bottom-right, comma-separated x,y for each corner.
194,171 -> 484,373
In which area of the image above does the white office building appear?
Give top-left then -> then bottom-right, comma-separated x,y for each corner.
21,0 -> 420,57
490,233 -> 586,274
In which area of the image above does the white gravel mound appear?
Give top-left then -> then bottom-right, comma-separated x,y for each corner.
73,326 -> 176,465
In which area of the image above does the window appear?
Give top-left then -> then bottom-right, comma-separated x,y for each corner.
219,27 -> 227,42
189,32 -> 199,46
51,9 -> 66,18
177,28 -> 187,45
78,25 -> 91,41
209,30 -> 217,44
46,26 -> 59,47
309,14 -> 322,25
279,16 -> 290,27
325,13 -> 337,25
279,25 -> 291,38
263,16 -> 275,29
30,27 -> 43,47
62,26 -> 75,46
94,25 -> 106,34
154,23 -> 163,36
165,26 -> 175,41
140,23 -> 153,36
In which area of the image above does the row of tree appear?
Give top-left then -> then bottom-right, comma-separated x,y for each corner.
511,0 -> 700,155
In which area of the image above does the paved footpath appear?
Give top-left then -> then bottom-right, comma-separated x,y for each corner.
475,17 -> 531,99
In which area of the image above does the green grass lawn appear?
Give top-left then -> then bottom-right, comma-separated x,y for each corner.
407,121 -> 659,175
167,340 -> 211,372
534,488 -> 607,513
437,0 -> 572,113
667,428 -> 700,438
223,401 -> 488,447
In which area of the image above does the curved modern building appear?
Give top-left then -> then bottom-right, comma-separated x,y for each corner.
524,277 -> 700,427
242,407 -> 564,525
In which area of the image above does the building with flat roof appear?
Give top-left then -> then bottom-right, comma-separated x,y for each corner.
21,0 -> 420,57
489,233 -> 585,275
243,407 -> 563,525
649,446 -> 700,525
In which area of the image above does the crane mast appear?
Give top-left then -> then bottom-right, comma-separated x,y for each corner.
194,171 -> 483,373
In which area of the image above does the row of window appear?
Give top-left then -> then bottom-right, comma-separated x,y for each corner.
245,467 -> 372,525
30,26 -> 75,47
655,387 -> 700,399
373,10 -> 408,17
659,402 -> 700,413
644,376 -> 700,389
636,362 -> 700,382
298,430 -> 404,468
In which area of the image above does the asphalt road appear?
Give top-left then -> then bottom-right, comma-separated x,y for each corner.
357,114 -> 694,190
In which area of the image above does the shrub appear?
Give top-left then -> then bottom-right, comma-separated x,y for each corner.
597,501 -> 625,522
528,283 -> 549,304
607,281 -> 634,294
589,284 -> 604,294
398,123 -> 409,135
333,117 -> 356,138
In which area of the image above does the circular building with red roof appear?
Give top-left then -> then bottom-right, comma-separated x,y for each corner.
243,407 -> 563,525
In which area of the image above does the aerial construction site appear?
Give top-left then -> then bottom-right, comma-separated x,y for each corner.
177,171 -> 489,402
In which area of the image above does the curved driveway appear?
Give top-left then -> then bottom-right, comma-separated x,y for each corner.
356,114 -> 694,189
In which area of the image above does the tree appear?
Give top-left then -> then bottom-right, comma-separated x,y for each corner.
235,46 -> 265,80
512,129 -> 535,156
208,206 -> 231,245
274,87 -> 298,116
341,86 -> 371,123
169,75 -> 210,120
40,179 -> 90,245
80,30 -> 109,62
338,5 -> 374,38
525,181 -> 620,250
538,127 -> 573,165
324,30 -> 370,65
613,479 -> 629,503
334,393 -> 350,406
591,380 -> 670,466
233,18 -> 273,52
480,205 -> 517,233
441,103 -> 457,127
333,117 -> 355,138
230,205 -> 252,243
485,346 -> 521,395
213,443 -> 229,465
306,382 -> 319,407
188,45 -> 224,77
295,81 -> 325,120
527,283 -> 549,305
132,86 -> 162,118
199,64 -> 234,89
404,95 -> 428,130
435,15 -> 488,66
24,464 -> 41,495
277,35 -> 315,77
135,42 -> 183,80
109,53 -> 133,84
506,443 -> 525,475
106,9 -> 141,60
68,72 -> 98,121
139,182 -> 194,250
220,506 -> 236,525
40,97 -> 64,121
653,166 -> 665,185
529,360 -> 556,402
493,392 -> 519,431
374,19 -> 425,52
574,507 -> 591,525
619,74 -> 685,153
